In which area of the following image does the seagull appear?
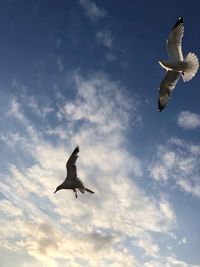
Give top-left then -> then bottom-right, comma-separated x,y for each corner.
158,16 -> 199,112
54,146 -> 94,198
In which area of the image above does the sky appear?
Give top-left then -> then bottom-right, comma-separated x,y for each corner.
0,0 -> 200,266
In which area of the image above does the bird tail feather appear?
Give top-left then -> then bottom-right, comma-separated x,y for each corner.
78,188 -> 85,193
182,52 -> 199,82
85,187 -> 95,194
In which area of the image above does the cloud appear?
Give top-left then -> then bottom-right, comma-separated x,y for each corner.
149,148 -> 176,182
78,0 -> 117,62
0,132 -> 24,149
96,29 -> 117,62
96,29 -> 113,49
6,97 -> 26,123
79,0 -> 106,23
27,95 -> 54,118
133,233 -> 160,257
179,237 -> 187,245
0,72 -> 181,266
144,256 -> 200,267
149,137 -> 200,197
177,111 -> 200,129
106,52 -> 117,62
0,199 -> 23,217
56,57 -> 64,73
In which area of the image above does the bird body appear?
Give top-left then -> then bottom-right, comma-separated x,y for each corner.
158,16 -> 199,112
56,178 -> 84,191
159,60 -> 187,72
54,146 -> 94,198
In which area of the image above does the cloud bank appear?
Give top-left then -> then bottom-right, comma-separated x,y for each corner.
0,72 -> 187,267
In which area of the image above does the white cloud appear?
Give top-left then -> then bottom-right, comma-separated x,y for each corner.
133,233 -> 160,257
177,111 -> 200,129
0,199 -> 23,217
149,138 -> 200,197
0,132 -> 24,148
79,0 -> 106,23
144,256 -> 200,267
149,147 -> 176,182
179,237 -> 187,245
159,198 -> 176,221
0,73 -> 180,266
57,73 -> 140,134
79,0 -> 117,62
6,97 -> 26,123
27,95 -> 54,118
96,30 -> 117,62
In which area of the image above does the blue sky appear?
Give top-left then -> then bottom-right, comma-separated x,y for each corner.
0,1 -> 200,266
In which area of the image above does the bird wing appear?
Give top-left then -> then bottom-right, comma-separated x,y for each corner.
158,71 -> 181,112
167,17 -> 184,61
66,146 -> 79,179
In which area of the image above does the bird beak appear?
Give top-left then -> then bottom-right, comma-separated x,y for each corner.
54,189 -> 57,194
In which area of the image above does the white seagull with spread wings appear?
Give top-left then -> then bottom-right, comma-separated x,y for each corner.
54,146 -> 94,198
158,16 -> 199,112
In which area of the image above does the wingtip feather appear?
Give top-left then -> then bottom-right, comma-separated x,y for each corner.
172,16 -> 184,30
158,99 -> 165,112
75,145 -> 79,152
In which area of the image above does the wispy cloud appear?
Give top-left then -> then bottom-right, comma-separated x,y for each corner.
96,29 -> 117,61
79,0 -> 117,62
96,28 -> 116,61
27,95 -> 54,117
96,29 -> 113,49
56,57 -> 65,73
144,256 -> 200,267
106,52 -> 117,62
177,111 -> 200,129
79,0 -> 106,23
6,97 -> 27,123
179,237 -> 187,245
0,72 -> 179,266
149,137 -> 200,197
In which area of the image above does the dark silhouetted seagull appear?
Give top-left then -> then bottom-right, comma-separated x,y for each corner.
158,16 -> 199,112
54,146 -> 94,198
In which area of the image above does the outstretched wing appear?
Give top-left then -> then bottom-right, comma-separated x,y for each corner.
167,16 -> 184,61
66,146 -> 79,179
158,71 -> 180,112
